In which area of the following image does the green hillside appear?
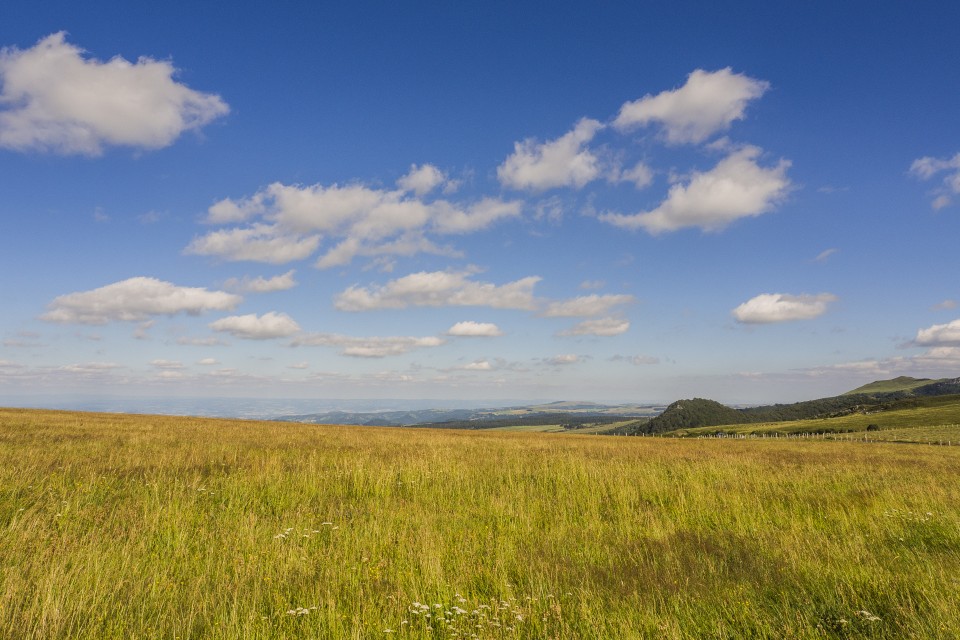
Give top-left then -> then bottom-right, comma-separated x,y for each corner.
627,375 -> 960,435
842,376 -> 944,396
619,398 -> 747,434
668,394 -> 960,441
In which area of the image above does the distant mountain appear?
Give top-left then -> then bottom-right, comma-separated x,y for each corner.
624,376 -> 960,435
277,402 -> 663,427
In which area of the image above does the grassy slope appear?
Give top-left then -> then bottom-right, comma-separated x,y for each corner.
2,408 -> 960,638
670,395 -> 960,438
842,376 -> 944,396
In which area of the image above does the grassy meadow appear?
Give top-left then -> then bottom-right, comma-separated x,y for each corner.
1,407 -> 959,639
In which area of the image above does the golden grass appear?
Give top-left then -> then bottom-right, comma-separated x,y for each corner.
1,407 -> 959,638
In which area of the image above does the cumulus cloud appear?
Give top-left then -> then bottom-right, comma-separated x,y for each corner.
545,354 -> 582,366
192,182 -> 520,268
334,270 -> 541,312
0,32 -> 228,155
292,332 -> 445,358
599,146 -> 790,233
910,152 -> 960,209
613,68 -> 769,144
498,118 -> 604,191
732,293 -> 837,324
196,358 -> 219,365
914,319 -> 960,346
430,198 -> 524,234
223,270 -> 297,293
559,316 -> 630,337
42,277 -> 241,324
209,312 -> 301,339
185,224 -> 320,264
541,294 -> 634,318
446,321 -> 504,337
397,163 -> 447,196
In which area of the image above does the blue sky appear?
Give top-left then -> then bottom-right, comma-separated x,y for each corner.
2,1 -> 959,405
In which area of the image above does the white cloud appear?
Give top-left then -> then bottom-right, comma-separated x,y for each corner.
150,359 -> 183,369
223,270 -> 297,293
315,234 -> 462,270
732,293 -> 837,324
559,316 -> 630,337
334,270 -> 541,312
430,198 -> 523,234
614,161 -> 654,189
910,152 -> 960,209
185,224 -> 320,264
59,361 -> 124,373
599,146 -> 790,233
498,118 -> 604,191
579,280 -> 605,290
932,299 -> 958,311
0,32 -> 228,155
397,163 -> 446,196
209,312 -> 301,340
288,362 -> 309,370
545,354 -> 581,366
914,319 -> 960,346
461,360 -> 494,371
910,153 -> 960,180
613,68 -> 769,144
541,294 -> 634,318
800,346 -> 960,380
197,358 -> 219,365
193,182 -> 520,268
813,248 -> 838,263
292,332 -> 445,358
913,346 -> 960,367
446,321 -> 504,337
42,277 -> 241,324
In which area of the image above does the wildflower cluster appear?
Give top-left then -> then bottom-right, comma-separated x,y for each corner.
882,508 -> 935,523
273,522 -> 339,540
387,593 -> 564,638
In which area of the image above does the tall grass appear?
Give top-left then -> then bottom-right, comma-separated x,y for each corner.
1,408 -> 958,638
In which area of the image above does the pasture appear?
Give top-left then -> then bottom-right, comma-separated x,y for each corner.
1,407 -> 958,638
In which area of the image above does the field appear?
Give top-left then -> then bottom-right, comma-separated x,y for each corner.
1,408 -> 959,639
486,420 -> 634,435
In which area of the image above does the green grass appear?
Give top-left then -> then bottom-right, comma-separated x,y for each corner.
672,396 -> 960,441
841,376 -> 943,396
2,407 -> 960,638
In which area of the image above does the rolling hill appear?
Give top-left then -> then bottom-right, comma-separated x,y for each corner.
622,376 -> 960,435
